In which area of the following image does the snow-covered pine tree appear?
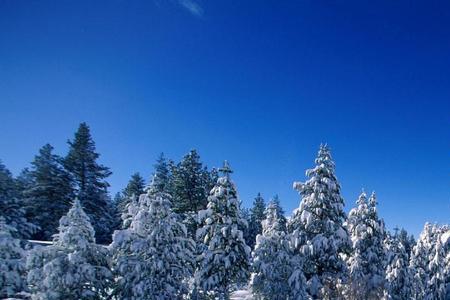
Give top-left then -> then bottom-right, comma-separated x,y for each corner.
383,231 -> 413,300
410,223 -> 435,299
64,122 -> 114,243
0,217 -> 26,299
109,175 -> 194,300
196,161 -> 251,299
288,145 -> 350,299
27,199 -> 112,300
22,144 -> 74,240
251,199 -> 308,300
0,160 -> 36,238
247,193 -> 266,249
427,226 -> 448,300
345,191 -> 386,299
441,229 -> 450,298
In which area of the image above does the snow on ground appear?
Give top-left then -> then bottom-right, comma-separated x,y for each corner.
231,290 -> 253,300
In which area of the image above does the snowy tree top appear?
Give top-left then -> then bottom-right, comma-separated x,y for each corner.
53,198 -> 96,249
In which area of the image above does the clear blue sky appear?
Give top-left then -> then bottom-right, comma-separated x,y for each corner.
1,0 -> 449,237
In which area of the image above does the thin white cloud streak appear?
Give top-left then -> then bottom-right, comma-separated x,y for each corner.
178,0 -> 204,17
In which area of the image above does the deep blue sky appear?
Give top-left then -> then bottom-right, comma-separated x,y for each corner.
1,0 -> 449,236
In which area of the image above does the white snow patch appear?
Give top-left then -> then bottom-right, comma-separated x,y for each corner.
231,290 -> 253,300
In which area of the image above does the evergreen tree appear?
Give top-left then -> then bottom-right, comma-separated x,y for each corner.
0,160 -> 36,238
409,224 -> 449,300
0,217 -> 26,299
172,150 -> 210,213
345,191 -> 386,299
64,122 -> 114,243
427,227 -> 448,300
151,153 -> 173,194
383,232 -> 413,300
240,206 -> 252,247
251,199 -> 308,300
27,199 -> 112,300
247,193 -> 266,249
288,145 -> 350,299
271,195 -> 287,231
398,228 -> 415,259
195,161 -> 251,299
172,150 -> 214,237
22,144 -> 74,240
115,172 -> 145,216
109,175 -> 194,299
123,172 -> 145,198
15,168 -> 34,199
410,223 -> 435,299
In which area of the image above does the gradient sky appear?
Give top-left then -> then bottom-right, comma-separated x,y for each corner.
1,0 -> 449,237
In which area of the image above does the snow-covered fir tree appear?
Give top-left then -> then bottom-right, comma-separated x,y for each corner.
441,229 -> 450,298
427,226 -> 448,300
0,217 -> 26,299
195,161 -> 251,299
22,144 -> 74,240
109,175 -> 194,300
247,193 -> 266,249
345,191 -> 386,299
409,223 -> 450,299
64,122 -> 114,243
27,199 -> 112,300
289,145 -> 350,299
0,160 -> 36,238
383,231 -> 413,300
251,199 -> 309,300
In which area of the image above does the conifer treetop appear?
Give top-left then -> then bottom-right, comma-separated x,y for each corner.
54,198 -> 96,248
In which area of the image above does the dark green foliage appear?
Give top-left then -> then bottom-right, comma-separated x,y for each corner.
172,150 -> 209,213
247,193 -> 266,249
64,122 -> 114,243
171,150 -> 217,237
115,172 -> 146,216
0,161 -> 36,238
152,153 -> 173,195
398,228 -> 415,259
22,144 -> 74,240
123,173 -> 145,198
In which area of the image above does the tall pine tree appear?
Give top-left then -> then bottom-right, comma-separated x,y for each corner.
247,193 -> 266,249
22,144 -> 74,240
288,145 -> 350,299
172,150 -> 214,237
345,191 -> 386,299
64,122 -> 114,243
196,161 -> 251,299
